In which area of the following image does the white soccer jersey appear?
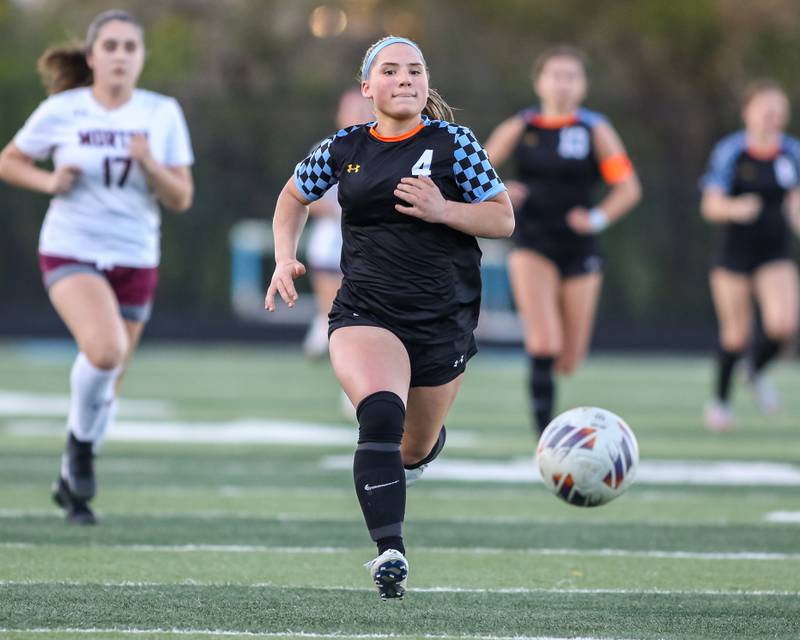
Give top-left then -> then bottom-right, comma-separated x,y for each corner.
14,87 -> 194,268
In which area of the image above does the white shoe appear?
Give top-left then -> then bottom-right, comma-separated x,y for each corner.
302,314 -> 329,359
364,549 -> 408,600
748,372 -> 781,415
704,400 -> 734,433
404,464 -> 426,487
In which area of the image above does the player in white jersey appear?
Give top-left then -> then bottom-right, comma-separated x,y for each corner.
0,10 -> 194,524
303,88 -> 374,359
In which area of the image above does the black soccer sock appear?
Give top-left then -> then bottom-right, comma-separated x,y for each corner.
404,425 -> 446,470
353,391 -> 407,556
716,347 -> 743,402
753,336 -> 783,374
529,355 -> 556,435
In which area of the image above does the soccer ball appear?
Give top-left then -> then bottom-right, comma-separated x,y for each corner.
536,407 -> 639,507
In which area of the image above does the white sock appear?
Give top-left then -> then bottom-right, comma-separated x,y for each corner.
91,398 -> 118,454
67,353 -> 121,445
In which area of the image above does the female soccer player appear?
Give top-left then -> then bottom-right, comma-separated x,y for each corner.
700,79 -> 800,431
0,10 -> 194,523
265,36 -> 513,599
484,45 -> 641,436
303,88 -> 374,360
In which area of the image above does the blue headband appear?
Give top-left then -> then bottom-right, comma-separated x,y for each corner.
362,37 -> 424,79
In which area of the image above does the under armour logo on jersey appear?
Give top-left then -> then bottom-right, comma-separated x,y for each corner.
453,354 -> 465,368
347,163 -> 361,173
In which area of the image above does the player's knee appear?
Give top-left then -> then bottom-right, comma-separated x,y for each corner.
763,317 -> 796,341
555,358 -> 578,375
555,350 -> 583,375
527,336 -> 561,357
83,336 -> 128,371
719,329 -> 749,353
356,391 -> 406,445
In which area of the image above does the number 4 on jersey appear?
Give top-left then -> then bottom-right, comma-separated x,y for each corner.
411,149 -> 433,177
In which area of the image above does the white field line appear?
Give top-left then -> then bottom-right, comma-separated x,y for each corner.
1,580 -> 797,597
0,390 -> 169,418
0,508 -> 744,527
764,511 -> 800,523
4,483 -> 792,506
5,419 -> 476,449
6,484 -> 353,497
323,455 -> 800,486
0,630 -> 635,640
4,406 -> 798,484
5,482 -> 792,507
0,510 -> 544,525
2,542 -> 798,561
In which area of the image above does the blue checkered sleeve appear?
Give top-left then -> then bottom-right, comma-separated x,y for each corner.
451,127 -> 506,203
293,135 -> 338,202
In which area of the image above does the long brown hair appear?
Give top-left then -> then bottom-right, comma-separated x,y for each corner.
37,9 -> 143,95
359,36 -> 455,122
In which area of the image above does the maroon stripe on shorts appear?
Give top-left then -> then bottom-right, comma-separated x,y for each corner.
105,264 -> 159,307
38,252 -> 159,308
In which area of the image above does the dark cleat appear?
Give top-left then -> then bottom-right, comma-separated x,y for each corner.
52,476 -> 96,525
62,433 -> 96,500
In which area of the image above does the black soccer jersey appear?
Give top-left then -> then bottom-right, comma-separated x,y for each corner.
512,107 -> 606,254
294,117 -> 506,343
701,131 -> 800,262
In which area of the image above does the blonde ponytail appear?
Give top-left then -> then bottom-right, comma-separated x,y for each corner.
423,88 -> 454,122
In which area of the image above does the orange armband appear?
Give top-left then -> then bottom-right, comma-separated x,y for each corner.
600,153 -> 634,185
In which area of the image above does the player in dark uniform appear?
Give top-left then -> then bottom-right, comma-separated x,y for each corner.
485,45 -> 641,436
700,79 -> 800,431
265,36 -> 512,599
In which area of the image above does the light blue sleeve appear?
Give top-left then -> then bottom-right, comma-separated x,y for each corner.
700,132 -> 745,193
293,135 -> 338,202
451,126 -> 506,203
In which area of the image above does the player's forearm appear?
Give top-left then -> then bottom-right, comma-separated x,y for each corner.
484,117 -> 525,168
701,193 -> 732,222
273,183 -> 310,263
701,192 -> 747,223
441,194 -> 514,239
0,150 -> 53,194
596,175 -> 641,223
139,158 -> 193,212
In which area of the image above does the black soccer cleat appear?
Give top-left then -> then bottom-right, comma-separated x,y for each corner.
52,476 -> 96,525
61,433 -> 96,500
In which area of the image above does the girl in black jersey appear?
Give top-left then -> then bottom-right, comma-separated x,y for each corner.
485,45 -> 641,436
700,80 -> 800,431
265,36 -> 513,599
